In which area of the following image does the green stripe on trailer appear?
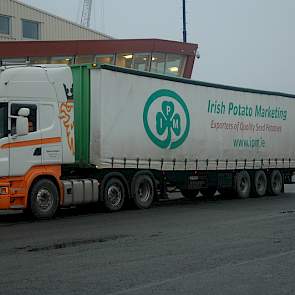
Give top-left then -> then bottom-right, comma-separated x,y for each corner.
71,64 -> 92,166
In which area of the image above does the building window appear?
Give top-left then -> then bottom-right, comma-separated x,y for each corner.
50,56 -> 73,65
165,54 -> 186,77
22,19 -> 39,39
132,53 -> 151,72
95,54 -> 115,65
30,56 -> 50,64
116,53 -> 133,68
0,15 -> 10,35
75,55 -> 94,64
1,58 -> 27,65
150,53 -> 166,74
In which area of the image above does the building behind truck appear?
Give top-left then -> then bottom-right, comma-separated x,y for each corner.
0,39 -> 198,79
0,63 -> 294,219
0,0 -> 110,41
0,0 -> 198,79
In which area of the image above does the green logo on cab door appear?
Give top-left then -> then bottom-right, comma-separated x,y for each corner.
143,89 -> 190,149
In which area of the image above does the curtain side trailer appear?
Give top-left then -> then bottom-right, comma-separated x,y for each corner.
0,64 -> 294,219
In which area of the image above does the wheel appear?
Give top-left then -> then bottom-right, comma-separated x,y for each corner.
235,171 -> 251,199
200,188 -> 216,198
268,170 -> 283,196
181,189 -> 199,200
29,179 -> 59,219
103,177 -> 126,211
253,170 -> 267,197
131,174 -> 155,209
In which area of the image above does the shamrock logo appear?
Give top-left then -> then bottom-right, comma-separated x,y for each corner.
156,101 -> 181,148
143,89 -> 190,150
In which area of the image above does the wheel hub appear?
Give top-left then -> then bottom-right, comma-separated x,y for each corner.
36,189 -> 54,211
273,175 -> 282,190
137,181 -> 152,203
107,185 -> 122,207
240,177 -> 248,192
257,175 -> 266,193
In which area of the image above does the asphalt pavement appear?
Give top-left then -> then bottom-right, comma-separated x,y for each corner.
1,186 -> 295,295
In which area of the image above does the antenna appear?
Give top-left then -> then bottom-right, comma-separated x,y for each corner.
81,0 -> 93,28
182,0 -> 187,43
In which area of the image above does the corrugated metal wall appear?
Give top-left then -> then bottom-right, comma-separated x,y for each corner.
0,0 -> 111,41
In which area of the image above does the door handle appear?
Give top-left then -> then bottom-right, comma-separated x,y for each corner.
33,147 -> 41,156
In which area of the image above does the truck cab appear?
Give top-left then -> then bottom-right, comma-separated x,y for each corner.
0,65 -> 74,216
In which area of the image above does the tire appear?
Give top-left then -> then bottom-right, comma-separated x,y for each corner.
103,177 -> 126,211
253,170 -> 267,197
131,174 -> 155,209
268,170 -> 283,196
181,189 -> 199,200
235,171 -> 251,199
30,179 -> 59,219
200,188 -> 216,198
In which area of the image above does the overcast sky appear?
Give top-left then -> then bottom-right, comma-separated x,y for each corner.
20,0 -> 295,94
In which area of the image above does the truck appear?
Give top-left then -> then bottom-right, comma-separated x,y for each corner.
0,63 -> 294,219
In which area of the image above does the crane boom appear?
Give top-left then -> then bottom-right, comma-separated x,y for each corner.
80,0 -> 93,28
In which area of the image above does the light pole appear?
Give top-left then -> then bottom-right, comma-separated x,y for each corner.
182,0 -> 187,43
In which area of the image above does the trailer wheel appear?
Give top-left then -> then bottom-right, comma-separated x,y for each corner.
131,174 -> 155,209
30,179 -> 59,219
235,171 -> 251,199
181,189 -> 199,200
253,170 -> 267,197
268,170 -> 283,196
103,177 -> 126,211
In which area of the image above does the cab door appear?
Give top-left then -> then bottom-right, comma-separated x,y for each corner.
0,102 -> 9,177
9,103 -> 42,176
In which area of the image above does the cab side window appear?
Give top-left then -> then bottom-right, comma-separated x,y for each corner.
0,103 -> 8,139
11,104 -> 37,135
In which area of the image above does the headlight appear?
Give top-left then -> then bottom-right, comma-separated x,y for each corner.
0,186 -> 9,195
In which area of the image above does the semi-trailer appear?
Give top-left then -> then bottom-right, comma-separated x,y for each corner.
0,63 -> 294,219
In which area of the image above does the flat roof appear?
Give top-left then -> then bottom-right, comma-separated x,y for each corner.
0,39 -> 197,57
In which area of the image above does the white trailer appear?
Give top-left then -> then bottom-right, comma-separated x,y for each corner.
71,64 -> 295,209
90,66 -> 293,171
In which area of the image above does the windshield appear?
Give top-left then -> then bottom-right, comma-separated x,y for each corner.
0,103 -> 8,139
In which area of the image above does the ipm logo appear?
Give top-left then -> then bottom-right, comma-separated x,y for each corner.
143,89 -> 190,149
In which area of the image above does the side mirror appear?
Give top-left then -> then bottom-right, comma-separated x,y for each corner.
18,108 -> 30,117
16,108 -> 30,136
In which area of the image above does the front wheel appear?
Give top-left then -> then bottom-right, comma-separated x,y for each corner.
29,179 -> 59,219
